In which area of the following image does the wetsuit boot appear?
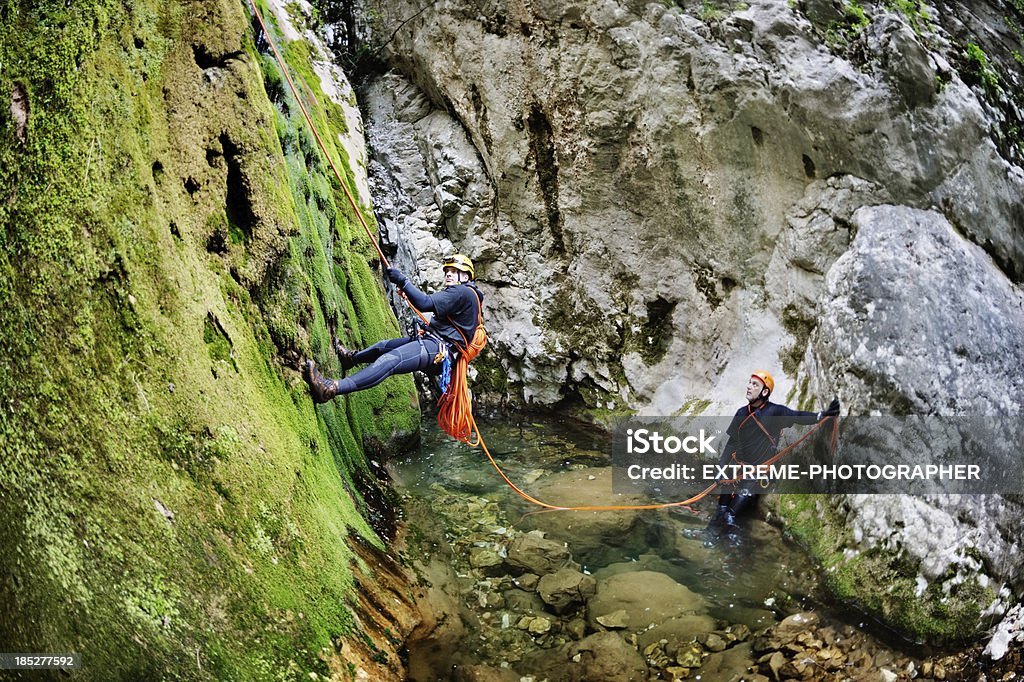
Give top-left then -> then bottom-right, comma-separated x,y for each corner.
304,359 -> 339,403
722,491 -> 752,545
696,503 -> 732,545
710,504 -> 730,527
333,340 -> 357,370
727,490 -> 753,520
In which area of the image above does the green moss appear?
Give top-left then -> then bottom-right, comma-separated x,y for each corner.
673,398 -> 712,416
633,296 -> 677,365
540,284 -> 615,357
572,394 -> 637,428
825,0 -> 871,46
699,0 -> 724,23
472,353 -> 511,398
783,375 -> 813,412
777,495 -> 992,643
780,303 -> 815,376
203,312 -> 239,371
0,0 -> 417,678
964,42 -> 1002,96
844,0 -> 870,27
884,0 -> 934,35
692,264 -> 723,310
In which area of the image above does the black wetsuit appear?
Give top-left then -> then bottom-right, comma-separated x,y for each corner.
402,281 -> 483,347
716,400 -> 820,508
335,282 -> 483,395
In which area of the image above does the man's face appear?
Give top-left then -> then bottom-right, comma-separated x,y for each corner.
443,267 -> 461,287
746,377 -> 766,403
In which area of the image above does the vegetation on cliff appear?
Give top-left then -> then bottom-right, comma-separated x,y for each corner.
0,0 -> 417,677
776,495 -> 994,644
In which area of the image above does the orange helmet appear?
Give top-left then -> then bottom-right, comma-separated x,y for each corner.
751,370 -> 774,396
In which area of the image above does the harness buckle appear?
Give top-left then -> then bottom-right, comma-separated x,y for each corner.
433,340 -> 449,365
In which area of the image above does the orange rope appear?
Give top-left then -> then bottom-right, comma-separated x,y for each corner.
436,289 -> 485,444
436,355 -> 480,445
244,0 -> 839,515
473,413 -> 839,513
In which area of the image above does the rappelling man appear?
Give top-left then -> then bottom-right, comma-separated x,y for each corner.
304,254 -> 484,403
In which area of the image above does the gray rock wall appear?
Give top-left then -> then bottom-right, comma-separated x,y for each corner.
341,0 -> 1024,646
356,0 -> 1022,416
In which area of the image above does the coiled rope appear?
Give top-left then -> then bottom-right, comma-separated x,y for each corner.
244,0 -> 838,514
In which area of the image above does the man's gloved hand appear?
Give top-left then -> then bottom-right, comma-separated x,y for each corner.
386,267 -> 407,287
821,398 -> 840,418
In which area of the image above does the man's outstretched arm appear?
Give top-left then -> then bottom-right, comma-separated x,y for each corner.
387,268 -> 435,312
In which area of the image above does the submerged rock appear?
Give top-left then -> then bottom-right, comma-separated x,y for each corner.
522,631 -> 649,682
505,532 -> 575,576
596,609 -> 630,629
537,568 -> 597,614
587,570 -> 708,634
451,664 -> 520,682
520,468 -> 656,566
636,614 -> 718,651
469,547 -> 504,570
774,612 -> 820,640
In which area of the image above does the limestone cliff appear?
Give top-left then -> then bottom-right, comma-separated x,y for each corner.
0,0 -> 419,677
335,0 -> 1024,646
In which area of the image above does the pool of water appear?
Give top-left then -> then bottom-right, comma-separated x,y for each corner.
388,413 -> 847,677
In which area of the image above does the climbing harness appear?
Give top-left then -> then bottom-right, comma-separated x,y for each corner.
243,0 -> 839,515
436,288 -> 487,445
412,320 -> 454,393
725,403 -> 778,470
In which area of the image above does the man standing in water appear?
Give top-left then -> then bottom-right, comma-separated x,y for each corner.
304,254 -> 483,402
708,371 -> 839,539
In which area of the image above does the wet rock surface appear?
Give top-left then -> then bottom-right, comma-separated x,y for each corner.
391,436 -> 1021,681
357,0 -> 1024,416
537,568 -> 596,614
506,532 -> 575,575
351,0 -> 1024,644
587,571 -> 707,634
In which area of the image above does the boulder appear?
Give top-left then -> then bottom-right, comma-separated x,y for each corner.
502,588 -> 546,614
537,568 -> 597,614
587,571 -> 708,633
505,532 -> 574,576
636,614 -> 717,650
521,631 -> 648,681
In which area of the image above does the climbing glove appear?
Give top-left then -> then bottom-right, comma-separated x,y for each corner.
820,398 -> 841,419
386,267 -> 408,287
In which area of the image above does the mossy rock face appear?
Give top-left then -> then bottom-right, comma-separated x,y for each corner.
0,0 -> 417,677
774,495 -> 993,645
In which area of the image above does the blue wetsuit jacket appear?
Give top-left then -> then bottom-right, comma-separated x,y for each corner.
336,281 -> 485,395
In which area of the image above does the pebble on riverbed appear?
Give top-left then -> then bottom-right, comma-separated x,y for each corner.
406,478 -> 994,681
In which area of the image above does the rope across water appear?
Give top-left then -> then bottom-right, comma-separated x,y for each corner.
245,0 -> 838,514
